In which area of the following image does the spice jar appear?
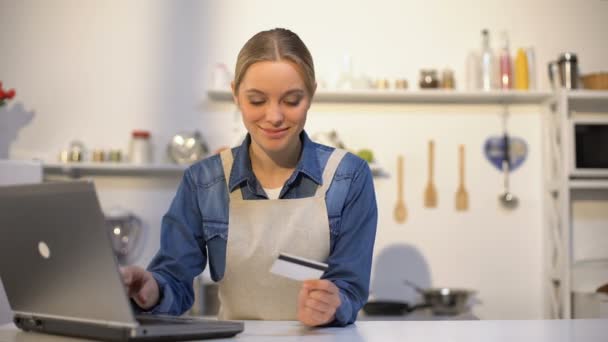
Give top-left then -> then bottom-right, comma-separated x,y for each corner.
129,130 -> 152,164
108,150 -> 123,162
419,69 -> 439,89
394,79 -> 408,90
92,149 -> 106,162
441,69 -> 455,89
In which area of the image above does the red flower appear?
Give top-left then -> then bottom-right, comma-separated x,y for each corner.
0,81 -> 16,103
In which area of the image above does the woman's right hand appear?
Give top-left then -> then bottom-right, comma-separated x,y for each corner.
119,265 -> 160,310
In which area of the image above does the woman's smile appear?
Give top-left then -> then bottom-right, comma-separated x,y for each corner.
259,126 -> 290,139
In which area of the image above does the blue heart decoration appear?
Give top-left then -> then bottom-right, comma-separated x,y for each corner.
484,135 -> 528,172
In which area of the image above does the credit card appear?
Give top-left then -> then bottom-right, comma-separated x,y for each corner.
269,252 -> 328,281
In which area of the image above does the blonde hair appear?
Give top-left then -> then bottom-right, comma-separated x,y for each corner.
233,28 -> 316,97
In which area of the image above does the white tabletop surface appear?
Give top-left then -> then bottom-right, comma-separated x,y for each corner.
1,319 -> 608,342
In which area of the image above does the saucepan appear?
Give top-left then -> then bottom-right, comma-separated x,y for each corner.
404,279 -> 477,315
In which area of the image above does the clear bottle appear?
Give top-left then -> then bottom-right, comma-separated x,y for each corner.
499,31 -> 513,90
465,51 -> 480,90
526,47 -> 536,90
480,29 -> 494,91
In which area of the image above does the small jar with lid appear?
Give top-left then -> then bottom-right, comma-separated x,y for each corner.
441,68 -> 456,89
129,130 -> 153,164
419,69 -> 440,89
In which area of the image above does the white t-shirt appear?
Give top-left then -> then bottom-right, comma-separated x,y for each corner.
263,187 -> 282,200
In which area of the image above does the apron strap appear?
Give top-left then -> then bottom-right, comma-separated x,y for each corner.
315,149 -> 348,197
219,149 -> 244,202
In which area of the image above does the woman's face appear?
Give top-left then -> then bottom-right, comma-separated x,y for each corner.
234,60 -> 312,155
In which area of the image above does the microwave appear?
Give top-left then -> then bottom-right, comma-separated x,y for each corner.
570,117 -> 608,178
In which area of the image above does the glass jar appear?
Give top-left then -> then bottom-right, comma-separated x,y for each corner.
129,130 -> 152,164
441,69 -> 455,89
419,69 -> 439,89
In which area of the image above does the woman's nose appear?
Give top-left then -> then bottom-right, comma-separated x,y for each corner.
265,102 -> 284,125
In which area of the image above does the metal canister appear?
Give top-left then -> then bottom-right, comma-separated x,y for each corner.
558,52 -> 579,89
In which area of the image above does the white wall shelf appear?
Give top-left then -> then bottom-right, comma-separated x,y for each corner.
208,89 -> 552,104
572,259 -> 608,268
44,161 -> 385,178
565,90 -> 608,110
43,162 -> 188,178
569,179 -> 608,190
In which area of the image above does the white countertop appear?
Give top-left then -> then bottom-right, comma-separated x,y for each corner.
1,319 -> 608,342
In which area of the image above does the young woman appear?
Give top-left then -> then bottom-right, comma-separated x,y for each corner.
121,28 -> 377,327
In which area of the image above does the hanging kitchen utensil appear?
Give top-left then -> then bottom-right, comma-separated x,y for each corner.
424,140 -> 438,208
484,135 -> 528,172
394,155 -> 407,223
455,144 -> 469,211
498,106 -> 519,209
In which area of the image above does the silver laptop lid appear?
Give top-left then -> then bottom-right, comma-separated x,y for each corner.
0,181 -> 137,326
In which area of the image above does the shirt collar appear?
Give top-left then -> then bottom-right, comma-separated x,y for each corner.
228,130 -> 323,192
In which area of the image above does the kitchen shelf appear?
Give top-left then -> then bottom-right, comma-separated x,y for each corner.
565,90 -> 608,109
44,161 -> 385,178
572,258 -> 608,268
569,179 -> 608,190
43,162 -> 188,178
208,89 -> 552,104
544,89 -> 608,319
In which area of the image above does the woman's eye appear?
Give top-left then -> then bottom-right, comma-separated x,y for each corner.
249,99 -> 265,106
284,99 -> 302,106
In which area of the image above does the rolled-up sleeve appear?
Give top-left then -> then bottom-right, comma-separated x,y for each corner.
324,160 -> 378,326
144,168 -> 206,315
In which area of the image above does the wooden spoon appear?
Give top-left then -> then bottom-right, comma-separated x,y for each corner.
394,155 -> 407,223
424,140 -> 438,208
455,144 -> 469,211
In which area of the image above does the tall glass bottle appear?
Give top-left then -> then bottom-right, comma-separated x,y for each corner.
499,31 -> 513,90
480,29 -> 494,91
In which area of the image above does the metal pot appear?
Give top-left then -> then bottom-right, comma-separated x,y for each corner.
422,288 -> 476,315
404,279 -> 477,315
167,131 -> 208,165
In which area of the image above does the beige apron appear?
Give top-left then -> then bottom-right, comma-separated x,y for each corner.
217,148 -> 346,320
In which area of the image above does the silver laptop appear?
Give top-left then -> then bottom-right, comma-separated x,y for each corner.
0,181 -> 243,341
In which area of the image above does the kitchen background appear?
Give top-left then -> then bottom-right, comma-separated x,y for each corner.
1,0 -> 607,321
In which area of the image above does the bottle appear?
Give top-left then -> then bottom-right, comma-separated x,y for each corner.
480,29 -> 494,91
526,47 -> 536,90
498,31 -> 512,89
465,51 -> 480,90
335,53 -> 355,90
514,48 -> 529,90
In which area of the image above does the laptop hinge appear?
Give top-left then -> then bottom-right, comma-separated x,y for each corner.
13,311 -> 138,329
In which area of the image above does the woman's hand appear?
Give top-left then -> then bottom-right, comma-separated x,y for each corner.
119,265 -> 160,310
297,279 -> 341,326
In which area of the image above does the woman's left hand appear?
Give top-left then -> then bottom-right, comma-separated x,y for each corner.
297,279 -> 341,326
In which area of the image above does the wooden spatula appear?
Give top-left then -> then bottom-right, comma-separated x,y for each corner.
424,140 -> 438,208
455,144 -> 469,211
394,155 -> 407,223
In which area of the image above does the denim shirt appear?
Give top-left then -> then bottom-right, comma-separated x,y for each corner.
146,131 -> 378,326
